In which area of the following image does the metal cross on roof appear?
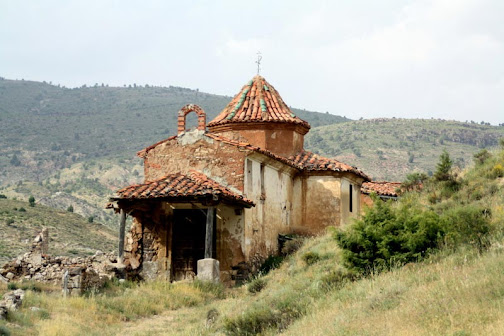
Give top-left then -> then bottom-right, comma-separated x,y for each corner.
255,51 -> 262,75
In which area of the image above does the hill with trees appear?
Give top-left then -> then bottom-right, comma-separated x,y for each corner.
306,118 -> 504,181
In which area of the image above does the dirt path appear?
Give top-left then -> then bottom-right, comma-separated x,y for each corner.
120,304 -> 214,336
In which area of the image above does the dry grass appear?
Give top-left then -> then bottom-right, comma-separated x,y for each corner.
2,234 -> 504,335
0,280 -> 224,336
284,244 -> 504,336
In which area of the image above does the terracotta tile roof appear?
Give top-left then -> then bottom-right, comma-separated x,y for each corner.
207,76 -> 310,129
289,151 -> 371,181
136,133 -> 370,180
361,181 -> 402,197
113,170 -> 254,207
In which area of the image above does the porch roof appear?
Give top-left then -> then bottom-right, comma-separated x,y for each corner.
111,170 -> 254,207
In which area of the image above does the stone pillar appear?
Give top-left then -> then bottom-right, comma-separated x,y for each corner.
197,258 -> 220,282
205,207 -> 215,259
41,228 -> 49,255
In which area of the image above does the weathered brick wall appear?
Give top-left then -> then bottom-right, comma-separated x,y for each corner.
144,131 -> 247,192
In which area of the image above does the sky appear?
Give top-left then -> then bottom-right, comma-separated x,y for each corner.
1,0 -> 503,124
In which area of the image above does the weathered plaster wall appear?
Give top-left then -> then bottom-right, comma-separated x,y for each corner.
299,175 -> 342,234
243,155 -> 295,261
144,130 -> 247,192
215,204 -> 245,282
340,177 -> 361,226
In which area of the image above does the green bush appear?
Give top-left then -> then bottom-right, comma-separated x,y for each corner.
259,255 -> 284,275
281,237 -> 304,255
441,205 -> 492,252
248,277 -> 267,294
0,325 -> 11,336
319,269 -> 357,291
17,207 -> 26,212
335,195 -> 444,274
223,297 -> 307,335
223,305 -> 278,335
301,251 -> 320,265
28,196 -> 35,207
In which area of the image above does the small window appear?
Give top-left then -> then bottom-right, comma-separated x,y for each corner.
246,159 -> 253,193
349,184 -> 353,213
260,163 -> 265,200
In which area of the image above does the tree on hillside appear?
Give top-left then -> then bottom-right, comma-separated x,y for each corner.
10,154 -> 21,166
28,195 -> 35,207
434,150 -> 453,182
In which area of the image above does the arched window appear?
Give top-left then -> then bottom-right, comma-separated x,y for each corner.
177,104 -> 206,134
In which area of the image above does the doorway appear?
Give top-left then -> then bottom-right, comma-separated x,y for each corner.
172,209 -> 216,281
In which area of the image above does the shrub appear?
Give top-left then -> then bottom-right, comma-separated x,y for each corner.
17,207 -> 26,212
335,195 -> 444,274
248,277 -> 267,294
223,297 -> 307,335
473,149 -> 492,165
319,269 -> 357,291
0,194 -> 7,199
28,196 -> 35,207
6,219 -> 14,226
223,305 -> 278,335
281,237 -> 304,255
441,205 -> 492,252
66,205 -> 74,212
491,164 -> 504,178
0,325 -> 10,336
301,251 -> 320,265
259,255 -> 284,275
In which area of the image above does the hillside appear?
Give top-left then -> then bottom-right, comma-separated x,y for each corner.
306,118 -> 504,181
0,198 -> 117,265
1,147 -> 503,335
0,78 -> 348,186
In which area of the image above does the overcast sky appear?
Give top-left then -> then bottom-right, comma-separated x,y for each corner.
1,0 -> 503,124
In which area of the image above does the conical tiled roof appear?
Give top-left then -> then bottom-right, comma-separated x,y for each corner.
207,76 -> 310,129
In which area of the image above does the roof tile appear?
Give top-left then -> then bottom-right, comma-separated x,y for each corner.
114,170 -> 254,206
361,181 -> 402,197
207,76 -> 310,129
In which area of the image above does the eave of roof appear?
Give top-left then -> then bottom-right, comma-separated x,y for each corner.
361,181 -> 402,197
111,170 -> 254,207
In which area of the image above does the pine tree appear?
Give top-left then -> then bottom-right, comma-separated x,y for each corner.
434,150 -> 453,182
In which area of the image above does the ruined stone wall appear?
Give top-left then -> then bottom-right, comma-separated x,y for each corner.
144,131 -> 246,192
124,203 -> 171,281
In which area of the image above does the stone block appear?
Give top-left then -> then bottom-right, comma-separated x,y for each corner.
197,258 -> 220,282
140,261 -> 159,281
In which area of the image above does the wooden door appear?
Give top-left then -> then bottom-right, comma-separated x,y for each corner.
172,209 -> 215,281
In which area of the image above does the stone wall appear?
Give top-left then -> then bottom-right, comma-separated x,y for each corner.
144,130 -> 247,193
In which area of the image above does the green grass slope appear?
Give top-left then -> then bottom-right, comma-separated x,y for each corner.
0,198 -> 117,265
305,118 -> 504,181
